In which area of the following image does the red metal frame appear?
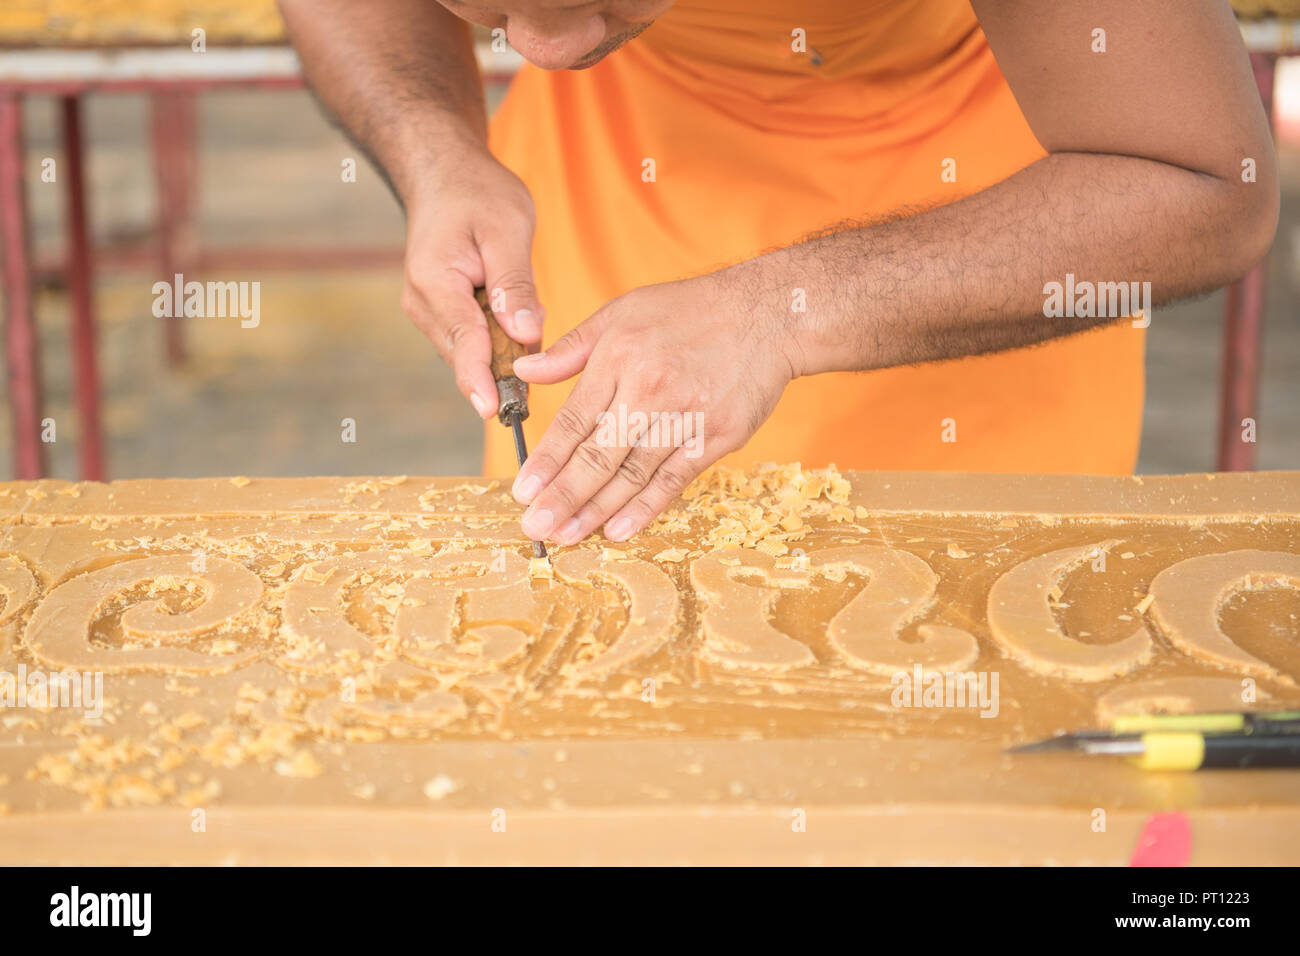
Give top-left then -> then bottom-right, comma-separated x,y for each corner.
1215,51 -> 1277,472
150,89 -> 198,365
1,68 -> 518,481
0,91 -> 45,480
32,243 -> 403,276
61,94 -> 106,480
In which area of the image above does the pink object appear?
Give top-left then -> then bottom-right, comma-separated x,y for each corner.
1129,812 -> 1193,867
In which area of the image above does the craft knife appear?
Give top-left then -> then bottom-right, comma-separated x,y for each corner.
1008,710 -> 1300,770
1009,709 -> 1300,754
1011,730 -> 1300,771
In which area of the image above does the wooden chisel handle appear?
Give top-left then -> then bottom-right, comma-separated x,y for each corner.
474,288 -> 530,425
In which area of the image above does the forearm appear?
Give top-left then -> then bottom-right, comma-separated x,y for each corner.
748,151 -> 1277,377
278,0 -> 486,206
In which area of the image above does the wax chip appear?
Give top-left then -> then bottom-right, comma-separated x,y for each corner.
423,774 -> 460,800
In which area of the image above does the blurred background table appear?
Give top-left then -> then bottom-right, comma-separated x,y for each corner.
0,1 -> 519,480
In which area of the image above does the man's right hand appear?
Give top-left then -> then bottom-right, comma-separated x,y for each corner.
401,144 -> 545,420
278,0 -> 545,419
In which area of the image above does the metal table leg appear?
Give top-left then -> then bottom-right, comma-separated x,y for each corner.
0,91 -> 46,480
1215,51 -> 1276,473
152,90 -> 197,366
61,94 -> 106,481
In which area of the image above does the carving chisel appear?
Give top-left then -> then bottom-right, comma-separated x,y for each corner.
476,288 -> 547,559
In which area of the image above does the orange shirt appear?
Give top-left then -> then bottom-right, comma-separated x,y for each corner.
485,0 -> 1144,478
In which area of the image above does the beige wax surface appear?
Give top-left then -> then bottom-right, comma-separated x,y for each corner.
1,466 -> 1298,864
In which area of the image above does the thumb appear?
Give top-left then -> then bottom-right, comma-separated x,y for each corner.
479,222 -> 544,345
513,309 -> 610,384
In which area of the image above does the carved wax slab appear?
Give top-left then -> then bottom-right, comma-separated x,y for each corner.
1,468 -> 1298,864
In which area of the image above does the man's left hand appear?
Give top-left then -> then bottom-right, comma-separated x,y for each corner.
510,272 -> 797,545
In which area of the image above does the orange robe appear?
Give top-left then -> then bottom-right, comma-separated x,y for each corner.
485,0 -> 1144,478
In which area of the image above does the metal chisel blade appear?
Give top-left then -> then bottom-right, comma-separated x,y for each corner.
1006,734 -> 1087,754
1008,730 -> 1150,754
509,410 -> 547,559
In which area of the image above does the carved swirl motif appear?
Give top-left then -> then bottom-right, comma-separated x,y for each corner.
24,555 -> 264,674
691,549 -> 818,670
279,548 -> 542,678
399,549 -> 536,674
11,535 -> 1299,726
552,550 -> 679,679
0,554 -> 40,663
815,545 -> 979,675
987,542 -> 1153,681
1147,549 -> 1300,682
691,546 -> 977,673
0,554 -> 39,627
1095,677 -> 1257,725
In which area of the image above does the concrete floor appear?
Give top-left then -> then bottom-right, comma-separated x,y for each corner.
2,87 -> 1298,479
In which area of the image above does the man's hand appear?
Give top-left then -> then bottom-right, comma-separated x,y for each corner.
403,146 -> 544,420
510,273 -> 797,544
279,0 -> 545,418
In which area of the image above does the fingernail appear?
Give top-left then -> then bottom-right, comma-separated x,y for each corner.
470,392 -> 492,418
522,508 -> 554,539
514,351 -> 545,368
514,473 -> 542,504
513,308 -> 541,337
605,517 -> 632,541
555,517 -> 582,545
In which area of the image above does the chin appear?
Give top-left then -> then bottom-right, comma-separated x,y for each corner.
566,22 -> 652,70
567,44 -> 622,70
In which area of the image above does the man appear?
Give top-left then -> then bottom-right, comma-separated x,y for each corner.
280,0 -> 1278,546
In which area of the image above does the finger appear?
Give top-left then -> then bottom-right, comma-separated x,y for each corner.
525,422 -> 635,544
553,440 -> 675,546
602,448 -> 702,542
528,387 -> 672,544
478,221 -> 544,345
402,276 -> 497,420
513,309 -> 610,385
514,373 -> 614,522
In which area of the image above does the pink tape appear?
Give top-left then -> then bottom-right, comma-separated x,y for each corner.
1129,812 -> 1193,866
